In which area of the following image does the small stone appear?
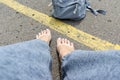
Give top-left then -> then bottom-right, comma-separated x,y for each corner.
67,31 -> 70,33
16,36 -> 18,38
32,28 -> 35,31
16,12 -> 19,14
32,14 -> 35,16
92,38 -> 95,40
20,25 -> 23,27
107,20 -> 112,22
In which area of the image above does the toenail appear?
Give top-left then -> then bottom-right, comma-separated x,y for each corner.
58,37 -> 61,39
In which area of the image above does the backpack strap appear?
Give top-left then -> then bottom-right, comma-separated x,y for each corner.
85,1 -> 106,15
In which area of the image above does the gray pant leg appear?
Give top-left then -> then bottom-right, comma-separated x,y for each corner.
62,50 -> 120,80
0,39 -> 52,80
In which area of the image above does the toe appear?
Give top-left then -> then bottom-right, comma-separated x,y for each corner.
43,30 -> 46,34
46,29 -> 51,34
61,38 -> 65,44
70,42 -> 74,47
67,39 -> 70,45
39,32 -> 42,36
65,39 -> 68,44
36,35 -> 39,39
57,38 -> 62,45
41,31 -> 44,35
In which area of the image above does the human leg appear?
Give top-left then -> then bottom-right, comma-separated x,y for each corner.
0,29 -> 52,80
57,38 -> 120,80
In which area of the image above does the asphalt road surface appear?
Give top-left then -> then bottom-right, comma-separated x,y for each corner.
0,0 -> 120,80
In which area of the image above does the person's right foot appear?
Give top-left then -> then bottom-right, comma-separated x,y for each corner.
57,38 -> 75,58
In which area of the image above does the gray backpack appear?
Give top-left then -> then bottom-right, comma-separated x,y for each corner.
52,0 -> 106,20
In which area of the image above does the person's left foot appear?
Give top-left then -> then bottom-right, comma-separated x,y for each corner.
36,29 -> 51,44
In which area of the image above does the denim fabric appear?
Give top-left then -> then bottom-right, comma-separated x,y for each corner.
0,39 -> 120,80
0,39 -> 52,80
62,50 -> 120,80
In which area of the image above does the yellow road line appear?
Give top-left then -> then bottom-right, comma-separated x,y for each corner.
0,0 -> 120,50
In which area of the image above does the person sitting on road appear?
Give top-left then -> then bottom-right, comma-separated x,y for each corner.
0,29 -> 120,80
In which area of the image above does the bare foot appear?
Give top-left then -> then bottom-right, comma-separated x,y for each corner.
36,29 -> 51,44
57,38 -> 75,58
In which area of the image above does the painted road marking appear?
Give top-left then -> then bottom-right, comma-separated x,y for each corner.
0,0 -> 120,50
